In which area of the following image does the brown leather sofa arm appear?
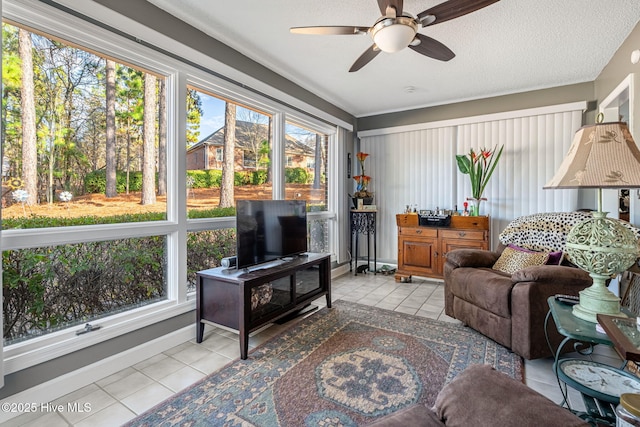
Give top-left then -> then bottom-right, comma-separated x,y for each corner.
511,265 -> 592,287
445,249 -> 501,269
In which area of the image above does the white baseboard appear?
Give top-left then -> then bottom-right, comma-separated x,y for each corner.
331,263 -> 350,278
0,325 -> 194,424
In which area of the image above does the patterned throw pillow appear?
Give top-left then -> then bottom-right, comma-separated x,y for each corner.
492,246 -> 550,274
507,243 -> 564,265
498,212 -> 593,254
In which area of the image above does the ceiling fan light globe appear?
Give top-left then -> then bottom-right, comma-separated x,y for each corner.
372,21 -> 417,53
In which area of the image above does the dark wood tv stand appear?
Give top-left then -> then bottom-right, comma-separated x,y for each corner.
196,253 -> 331,359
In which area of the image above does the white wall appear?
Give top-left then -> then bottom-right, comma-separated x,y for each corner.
358,102 -> 585,262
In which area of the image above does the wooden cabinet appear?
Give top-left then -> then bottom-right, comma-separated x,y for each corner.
395,215 -> 490,282
397,227 -> 438,278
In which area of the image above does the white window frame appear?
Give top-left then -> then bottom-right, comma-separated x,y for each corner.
2,0 -> 345,373
283,115 -> 338,258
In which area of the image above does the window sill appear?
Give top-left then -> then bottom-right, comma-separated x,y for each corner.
3,299 -> 195,374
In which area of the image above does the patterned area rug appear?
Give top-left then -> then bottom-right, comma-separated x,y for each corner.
127,301 -> 523,426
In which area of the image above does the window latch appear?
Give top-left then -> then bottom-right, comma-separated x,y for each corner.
76,323 -> 101,335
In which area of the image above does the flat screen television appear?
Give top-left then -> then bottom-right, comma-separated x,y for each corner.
236,199 -> 307,269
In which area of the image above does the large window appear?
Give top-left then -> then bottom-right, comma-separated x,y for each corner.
285,121 -> 328,212
183,87 -> 335,285
1,22 -> 167,229
1,0 -> 343,373
1,20 -> 172,350
185,87 -> 273,219
4,237 -> 167,345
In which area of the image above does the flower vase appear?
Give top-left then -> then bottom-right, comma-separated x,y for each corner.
467,198 -> 484,216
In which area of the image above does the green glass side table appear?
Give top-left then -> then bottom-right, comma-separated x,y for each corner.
545,296 -> 632,425
546,296 -> 614,353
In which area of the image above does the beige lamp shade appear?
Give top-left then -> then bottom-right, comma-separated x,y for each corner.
544,121 -> 640,189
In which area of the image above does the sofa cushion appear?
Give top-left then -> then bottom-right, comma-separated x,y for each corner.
434,364 -> 589,427
492,246 -> 550,274
447,267 -> 513,317
507,243 -> 564,265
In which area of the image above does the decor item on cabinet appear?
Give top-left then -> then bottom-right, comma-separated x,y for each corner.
544,119 -> 640,323
351,151 -> 374,207
465,197 -> 484,217
455,145 -> 504,216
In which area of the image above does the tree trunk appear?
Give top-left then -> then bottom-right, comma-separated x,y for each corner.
313,134 -> 322,189
18,28 -> 37,206
219,102 -> 236,208
126,122 -> 131,194
141,74 -> 156,205
105,59 -> 117,198
157,79 -> 167,196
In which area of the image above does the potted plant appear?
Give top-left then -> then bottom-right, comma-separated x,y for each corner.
351,152 -> 373,207
456,145 -> 504,216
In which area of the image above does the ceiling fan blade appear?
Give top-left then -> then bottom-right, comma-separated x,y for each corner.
418,0 -> 499,26
409,34 -> 455,61
290,26 -> 369,35
377,0 -> 403,17
349,45 -> 381,72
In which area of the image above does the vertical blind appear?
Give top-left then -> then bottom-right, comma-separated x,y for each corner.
360,106 -> 584,262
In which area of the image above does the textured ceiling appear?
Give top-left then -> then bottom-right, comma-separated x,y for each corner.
147,0 -> 640,118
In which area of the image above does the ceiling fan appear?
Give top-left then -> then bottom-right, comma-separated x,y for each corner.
290,0 -> 500,72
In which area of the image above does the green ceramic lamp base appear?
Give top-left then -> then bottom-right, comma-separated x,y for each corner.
572,273 -> 625,323
567,209 -> 638,324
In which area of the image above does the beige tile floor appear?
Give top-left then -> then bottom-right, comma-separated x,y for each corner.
6,272 -> 622,426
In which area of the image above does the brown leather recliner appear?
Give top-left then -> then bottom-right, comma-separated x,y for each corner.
443,212 -> 595,360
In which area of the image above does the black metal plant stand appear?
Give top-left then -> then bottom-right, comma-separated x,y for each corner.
349,210 -> 377,275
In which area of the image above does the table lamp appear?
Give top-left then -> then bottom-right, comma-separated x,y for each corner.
544,120 -> 640,322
